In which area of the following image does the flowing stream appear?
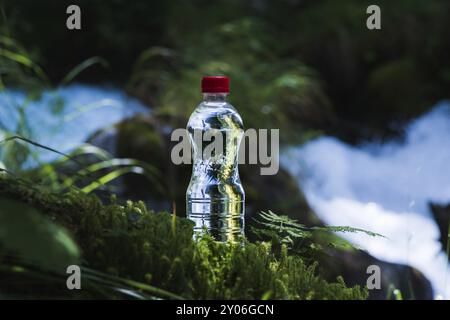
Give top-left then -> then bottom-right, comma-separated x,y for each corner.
0,84 -> 148,165
282,101 -> 450,299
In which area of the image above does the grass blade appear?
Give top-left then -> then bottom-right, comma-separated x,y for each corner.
60,56 -> 108,85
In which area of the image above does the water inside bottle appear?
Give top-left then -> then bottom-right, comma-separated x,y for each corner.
186,96 -> 245,242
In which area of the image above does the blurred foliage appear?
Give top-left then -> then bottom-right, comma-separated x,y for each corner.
0,30 -> 117,186
3,0 -> 450,141
0,136 -> 164,200
0,26 -> 107,171
0,197 -> 79,272
128,15 -> 333,143
0,176 -> 367,299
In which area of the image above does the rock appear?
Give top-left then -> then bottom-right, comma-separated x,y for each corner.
367,59 -> 428,122
88,114 -> 186,213
320,249 -> 433,300
429,202 -> 450,259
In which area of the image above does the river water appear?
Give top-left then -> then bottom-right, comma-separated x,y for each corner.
282,101 -> 450,299
0,84 -> 148,165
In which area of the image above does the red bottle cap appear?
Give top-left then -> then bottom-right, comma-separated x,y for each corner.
201,76 -> 230,93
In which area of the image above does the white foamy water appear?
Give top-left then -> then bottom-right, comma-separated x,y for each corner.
0,84 -> 148,164
282,101 -> 450,299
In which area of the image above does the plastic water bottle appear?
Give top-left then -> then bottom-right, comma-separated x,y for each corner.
186,76 -> 245,242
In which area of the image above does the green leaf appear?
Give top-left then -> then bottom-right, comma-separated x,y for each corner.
312,226 -> 386,238
0,48 -> 48,81
60,56 -> 109,85
0,197 -> 80,272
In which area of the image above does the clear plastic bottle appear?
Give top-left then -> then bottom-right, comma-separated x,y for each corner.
186,76 -> 245,242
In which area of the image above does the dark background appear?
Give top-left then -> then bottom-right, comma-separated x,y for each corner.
3,0 -> 450,142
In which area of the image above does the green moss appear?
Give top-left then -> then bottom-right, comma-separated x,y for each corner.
0,176 -> 367,299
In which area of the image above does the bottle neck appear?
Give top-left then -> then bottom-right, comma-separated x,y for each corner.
202,93 -> 228,102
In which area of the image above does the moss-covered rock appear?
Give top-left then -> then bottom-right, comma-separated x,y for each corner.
0,176 -> 367,299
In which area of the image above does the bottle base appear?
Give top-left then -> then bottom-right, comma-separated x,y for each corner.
187,198 -> 244,242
